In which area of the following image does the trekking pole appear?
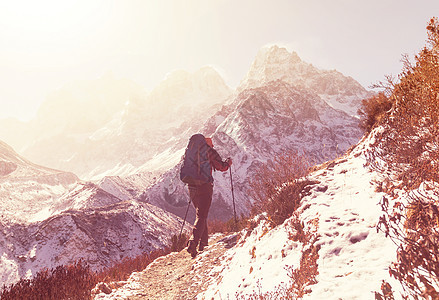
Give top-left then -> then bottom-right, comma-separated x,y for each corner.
178,199 -> 191,244
229,167 -> 237,226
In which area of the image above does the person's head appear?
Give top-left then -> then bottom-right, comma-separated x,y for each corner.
205,137 -> 213,148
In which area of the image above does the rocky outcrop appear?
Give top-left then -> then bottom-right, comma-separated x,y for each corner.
0,161 -> 17,176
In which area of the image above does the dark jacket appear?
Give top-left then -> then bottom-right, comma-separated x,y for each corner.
207,146 -> 230,174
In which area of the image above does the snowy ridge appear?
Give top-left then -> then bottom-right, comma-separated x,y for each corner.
0,140 -> 189,288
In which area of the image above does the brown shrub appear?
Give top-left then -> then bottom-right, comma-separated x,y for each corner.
169,233 -> 189,252
372,17 -> 439,299
370,17 -> 439,189
0,261 -> 97,300
208,215 -> 251,235
358,92 -> 393,133
250,151 -> 315,226
284,216 -> 320,298
96,247 -> 170,283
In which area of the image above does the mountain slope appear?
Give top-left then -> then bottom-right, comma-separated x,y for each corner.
199,134 -> 399,298
0,200 -> 187,287
239,45 -> 372,116
143,76 -> 364,221
14,67 -> 232,181
0,140 -> 190,289
94,133 -> 401,299
0,140 -> 78,222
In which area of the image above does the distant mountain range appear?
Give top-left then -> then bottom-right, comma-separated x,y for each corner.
0,68 -> 231,181
0,139 -> 187,286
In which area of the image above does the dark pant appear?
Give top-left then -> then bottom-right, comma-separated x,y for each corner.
188,183 -> 213,247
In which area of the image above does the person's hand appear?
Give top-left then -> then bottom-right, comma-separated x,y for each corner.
226,157 -> 232,166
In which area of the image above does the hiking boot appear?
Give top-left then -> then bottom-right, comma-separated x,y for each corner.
198,243 -> 208,252
186,240 -> 197,258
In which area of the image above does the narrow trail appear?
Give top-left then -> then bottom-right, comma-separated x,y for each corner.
96,233 -> 238,300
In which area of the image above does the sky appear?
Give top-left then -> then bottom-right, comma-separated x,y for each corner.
1,0 -> 438,121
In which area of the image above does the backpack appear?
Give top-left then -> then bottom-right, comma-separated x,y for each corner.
180,134 -> 212,185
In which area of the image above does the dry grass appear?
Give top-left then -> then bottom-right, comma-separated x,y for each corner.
96,248 -> 170,283
0,261 -> 96,300
1,247 -> 171,299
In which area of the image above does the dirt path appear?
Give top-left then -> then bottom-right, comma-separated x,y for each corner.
96,233 -> 238,300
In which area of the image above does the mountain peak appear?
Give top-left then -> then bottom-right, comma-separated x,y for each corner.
238,46 -> 316,93
255,45 -> 301,65
238,45 -> 372,116
160,66 -> 227,89
150,66 -> 232,107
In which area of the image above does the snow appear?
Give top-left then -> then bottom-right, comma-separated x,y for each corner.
0,253 -> 20,285
29,206 -> 52,222
0,45 -> 401,298
198,139 -> 402,299
94,136 -> 404,299
319,94 -> 363,118
199,219 -> 303,298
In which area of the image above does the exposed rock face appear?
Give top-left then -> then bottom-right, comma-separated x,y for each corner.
0,200 -> 187,286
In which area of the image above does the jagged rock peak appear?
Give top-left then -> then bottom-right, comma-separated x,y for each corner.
238,45 -> 317,92
149,65 -> 232,110
238,45 -> 372,116
254,45 -> 302,66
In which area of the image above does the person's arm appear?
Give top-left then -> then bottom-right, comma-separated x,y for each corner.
208,147 -> 231,172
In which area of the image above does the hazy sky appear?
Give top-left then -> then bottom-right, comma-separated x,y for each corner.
1,0 -> 438,121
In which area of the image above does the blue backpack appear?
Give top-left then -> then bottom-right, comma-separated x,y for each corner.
180,134 -> 213,185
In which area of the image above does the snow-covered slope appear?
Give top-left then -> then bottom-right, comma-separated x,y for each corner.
0,140 -> 78,222
198,134 -> 401,299
0,140 -> 189,288
0,200 -> 187,287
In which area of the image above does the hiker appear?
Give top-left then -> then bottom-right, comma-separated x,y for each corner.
180,134 -> 232,258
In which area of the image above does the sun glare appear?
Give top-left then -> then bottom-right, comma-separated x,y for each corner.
0,1 -> 109,40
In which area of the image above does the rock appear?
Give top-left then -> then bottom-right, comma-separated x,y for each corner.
0,161 -> 17,176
